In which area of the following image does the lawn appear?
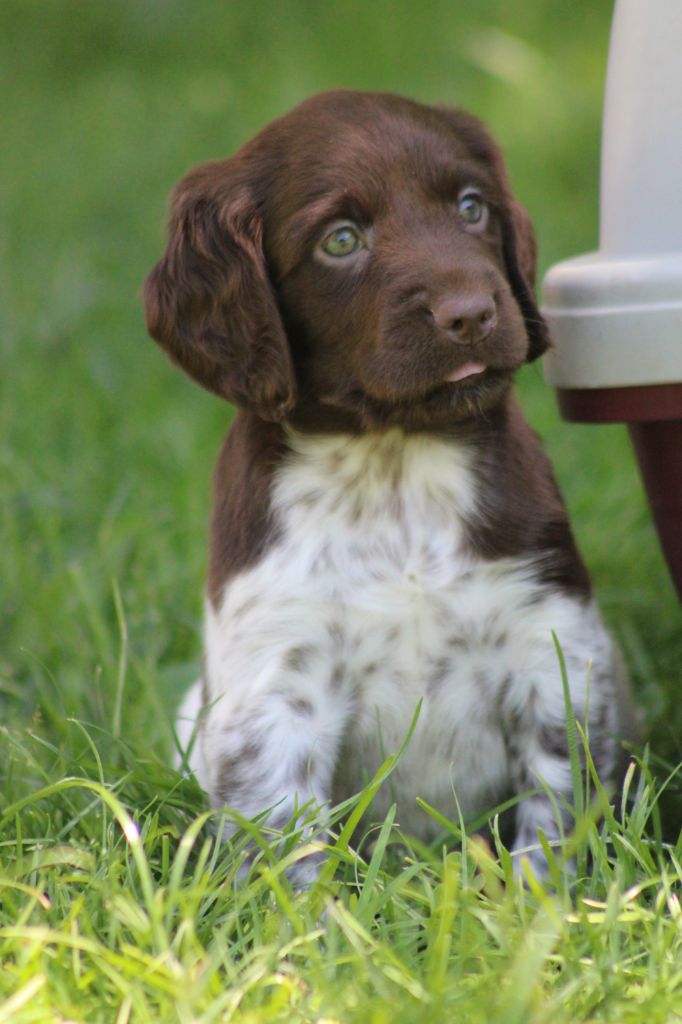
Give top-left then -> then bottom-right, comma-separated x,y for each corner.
1,2 -> 681,1021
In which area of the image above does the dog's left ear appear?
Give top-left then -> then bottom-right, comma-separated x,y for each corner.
498,191 -> 551,362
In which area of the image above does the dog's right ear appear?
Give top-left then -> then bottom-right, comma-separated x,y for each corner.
143,160 -> 296,421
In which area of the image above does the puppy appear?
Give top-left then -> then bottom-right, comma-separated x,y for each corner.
144,90 -> 634,881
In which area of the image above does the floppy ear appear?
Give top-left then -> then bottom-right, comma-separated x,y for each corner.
498,193 -> 551,362
143,160 -> 296,421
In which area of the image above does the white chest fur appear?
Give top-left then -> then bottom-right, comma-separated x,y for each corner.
188,428 -> 616,842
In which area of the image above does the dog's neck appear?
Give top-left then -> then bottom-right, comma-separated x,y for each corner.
282,383 -> 515,436
207,394 -> 591,609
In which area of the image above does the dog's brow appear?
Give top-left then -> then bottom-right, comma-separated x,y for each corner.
284,194 -> 364,246
424,159 -> 498,199
274,193 -> 374,281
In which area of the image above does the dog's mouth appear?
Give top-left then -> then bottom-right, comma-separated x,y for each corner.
444,359 -> 488,384
423,363 -> 506,406
315,363 -> 512,430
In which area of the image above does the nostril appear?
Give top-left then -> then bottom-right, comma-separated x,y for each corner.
479,308 -> 496,333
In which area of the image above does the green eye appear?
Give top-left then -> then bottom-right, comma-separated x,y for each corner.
321,224 -> 363,257
458,191 -> 487,226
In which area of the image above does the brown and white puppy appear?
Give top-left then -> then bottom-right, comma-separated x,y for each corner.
144,90 -> 633,882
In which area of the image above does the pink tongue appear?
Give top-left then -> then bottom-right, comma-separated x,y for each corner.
446,360 -> 487,384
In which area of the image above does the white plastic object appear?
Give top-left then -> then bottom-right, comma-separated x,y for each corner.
542,0 -> 682,391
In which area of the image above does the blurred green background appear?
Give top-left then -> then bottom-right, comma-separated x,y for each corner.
1,2 -> 679,802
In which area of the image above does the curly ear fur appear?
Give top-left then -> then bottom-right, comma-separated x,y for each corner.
143,161 -> 296,421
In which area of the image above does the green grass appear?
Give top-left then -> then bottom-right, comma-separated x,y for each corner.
1,725 -> 681,1022
1,1 -> 681,1020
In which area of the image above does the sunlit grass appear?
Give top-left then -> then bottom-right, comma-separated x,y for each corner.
1,717 -> 680,1023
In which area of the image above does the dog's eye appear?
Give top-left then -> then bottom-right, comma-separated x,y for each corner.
458,190 -> 488,228
321,224 -> 363,258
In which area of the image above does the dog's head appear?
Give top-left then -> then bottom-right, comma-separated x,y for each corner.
144,90 -> 550,430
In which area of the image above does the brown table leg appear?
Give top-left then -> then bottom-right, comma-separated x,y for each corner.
628,420 -> 682,603
557,384 -> 682,603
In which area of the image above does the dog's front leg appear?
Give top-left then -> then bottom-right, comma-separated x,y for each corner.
508,713 -> 621,880
180,680 -> 349,887
510,782 -> 575,880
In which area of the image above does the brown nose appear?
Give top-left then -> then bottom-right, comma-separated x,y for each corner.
432,294 -> 497,345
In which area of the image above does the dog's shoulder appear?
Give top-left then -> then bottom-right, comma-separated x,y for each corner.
466,397 -> 592,597
208,410 -> 288,606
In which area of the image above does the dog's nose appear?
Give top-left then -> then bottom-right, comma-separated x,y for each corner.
432,294 -> 497,345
